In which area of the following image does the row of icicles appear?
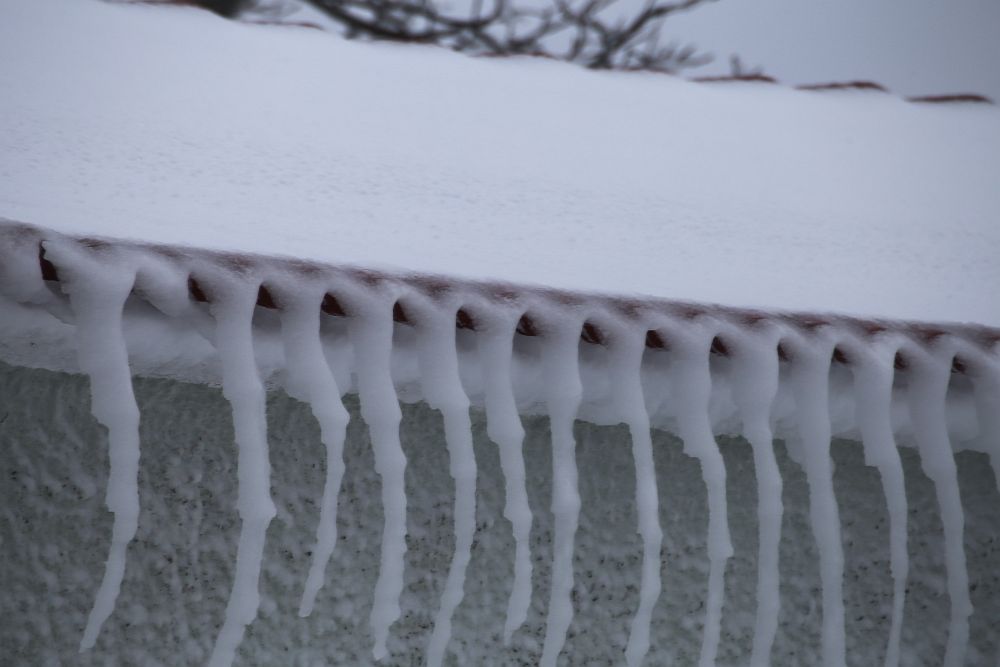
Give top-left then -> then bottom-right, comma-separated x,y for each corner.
36,241 -> 998,667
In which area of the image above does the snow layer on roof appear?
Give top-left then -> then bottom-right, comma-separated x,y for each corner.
0,0 -> 998,326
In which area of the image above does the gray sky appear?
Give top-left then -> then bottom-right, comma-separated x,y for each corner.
660,0 -> 1000,99
293,0 -> 1000,99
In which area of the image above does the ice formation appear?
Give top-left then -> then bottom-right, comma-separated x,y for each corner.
274,286 -> 351,618
346,294 -> 407,661
607,326 -> 663,667
663,321 -> 733,667
727,327 -> 783,667
538,321 -> 584,667
204,276 -> 278,667
785,333 -> 846,667
414,301 -> 477,667
476,314 -> 533,643
2,225 -> 996,665
41,242 -> 142,651
849,340 -> 908,667
904,345 -> 971,667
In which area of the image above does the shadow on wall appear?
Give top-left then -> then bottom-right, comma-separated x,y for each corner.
1,361 -> 998,665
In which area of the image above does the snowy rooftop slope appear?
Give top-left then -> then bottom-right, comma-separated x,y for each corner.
1,0 -> 999,327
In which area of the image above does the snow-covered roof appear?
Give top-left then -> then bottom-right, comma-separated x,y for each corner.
2,5 -> 999,665
1,0 -> 998,327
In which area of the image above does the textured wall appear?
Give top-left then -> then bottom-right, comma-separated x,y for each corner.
1,361 -> 998,665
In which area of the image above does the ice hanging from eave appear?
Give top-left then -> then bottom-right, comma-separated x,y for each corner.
849,340 -> 908,667
785,334 -> 847,667
203,275 -> 277,667
412,299 -> 478,667
538,320 -> 584,667
476,312 -> 533,643
272,284 -> 350,618
727,326 -> 783,667
346,291 -> 408,661
41,241 -> 142,651
904,345 -> 972,667
601,321 -> 663,667
10,228 -> 998,666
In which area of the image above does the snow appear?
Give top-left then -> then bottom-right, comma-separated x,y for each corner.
1,0 -> 999,327
0,0 -> 997,650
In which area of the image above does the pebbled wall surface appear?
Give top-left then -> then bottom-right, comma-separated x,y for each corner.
1,361 -> 998,666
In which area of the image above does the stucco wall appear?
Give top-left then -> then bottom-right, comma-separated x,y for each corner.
1,361 -> 998,665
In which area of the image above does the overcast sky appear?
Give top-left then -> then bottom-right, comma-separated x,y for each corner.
659,0 -> 1000,99
291,0 -> 1000,99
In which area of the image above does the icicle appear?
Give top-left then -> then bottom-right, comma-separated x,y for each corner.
787,338 -> 846,667
668,328 -> 732,667
905,348 -> 971,667
477,315 -> 532,643
418,305 -> 477,667
539,322 -> 584,667
349,299 -> 406,661
275,290 -> 350,618
207,281 -> 277,667
728,331 -> 782,667
609,329 -> 663,667
46,245 -> 141,651
850,344 -> 908,667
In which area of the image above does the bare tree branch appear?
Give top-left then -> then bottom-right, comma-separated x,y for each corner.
301,0 -> 717,73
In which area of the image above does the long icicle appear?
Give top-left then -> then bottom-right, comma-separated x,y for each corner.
349,299 -> 406,661
477,316 -> 532,643
208,283 -> 277,667
52,248 -> 141,652
729,331 -> 782,667
420,306 -> 477,667
277,291 -> 351,618
670,329 -> 732,667
851,345 -> 908,667
906,348 -> 971,667
788,339 -> 846,667
608,329 -> 663,667
539,323 -> 584,667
